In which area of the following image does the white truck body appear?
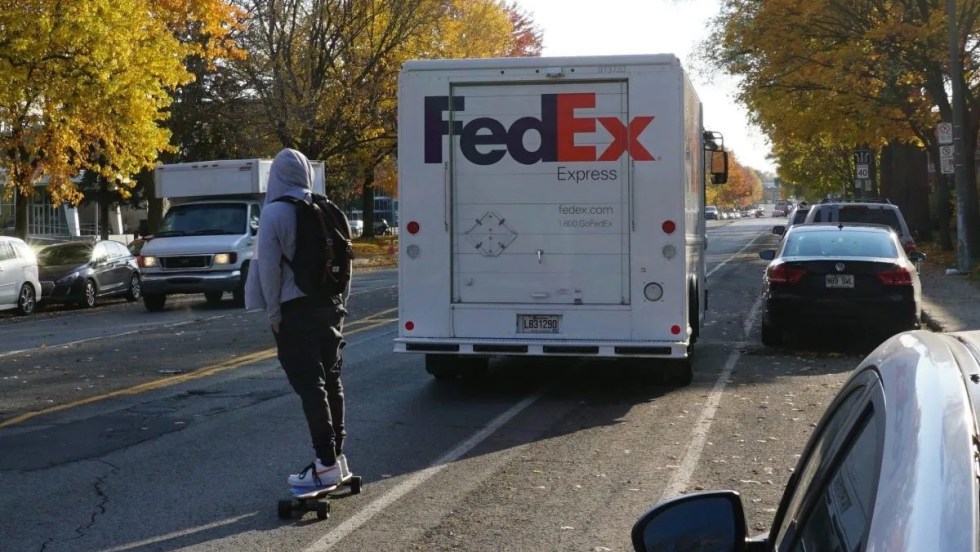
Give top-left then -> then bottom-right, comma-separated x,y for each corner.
396,55 -> 720,377
139,159 -> 325,310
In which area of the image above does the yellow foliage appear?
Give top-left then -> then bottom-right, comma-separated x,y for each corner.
0,0 -> 241,217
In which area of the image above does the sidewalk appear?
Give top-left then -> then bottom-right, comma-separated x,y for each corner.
919,259 -> 980,333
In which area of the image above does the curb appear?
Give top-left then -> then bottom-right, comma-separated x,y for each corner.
922,310 -> 943,332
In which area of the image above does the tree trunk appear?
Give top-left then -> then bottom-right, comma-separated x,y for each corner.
961,122 -> 980,258
361,169 -> 377,238
99,176 -> 111,240
14,186 -> 29,240
934,162 -> 954,251
880,142 -> 931,241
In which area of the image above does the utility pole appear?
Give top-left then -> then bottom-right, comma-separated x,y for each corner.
947,0 -> 972,273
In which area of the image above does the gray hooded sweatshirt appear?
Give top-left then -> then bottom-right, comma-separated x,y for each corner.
244,148 -> 314,325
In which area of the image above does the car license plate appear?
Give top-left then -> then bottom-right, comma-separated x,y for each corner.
826,274 -> 855,288
518,314 -> 560,334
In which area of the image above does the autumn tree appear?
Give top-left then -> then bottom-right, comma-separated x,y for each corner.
702,0 -> 980,254
235,0 -> 542,236
0,0 -> 242,239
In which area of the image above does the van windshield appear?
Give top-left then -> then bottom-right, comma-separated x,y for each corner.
158,203 -> 248,236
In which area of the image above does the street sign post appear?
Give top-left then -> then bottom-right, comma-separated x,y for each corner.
940,144 -> 955,174
937,122 -> 953,145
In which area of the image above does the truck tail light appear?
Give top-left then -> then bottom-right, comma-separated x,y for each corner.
405,321 -> 415,331
670,325 -> 682,335
662,220 -> 676,234
407,221 -> 420,235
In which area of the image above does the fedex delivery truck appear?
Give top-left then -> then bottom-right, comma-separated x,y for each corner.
395,55 -> 728,384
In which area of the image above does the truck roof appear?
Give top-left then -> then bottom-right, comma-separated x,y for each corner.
402,54 -> 681,72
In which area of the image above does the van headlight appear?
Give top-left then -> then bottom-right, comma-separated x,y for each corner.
139,256 -> 157,268
213,253 -> 237,265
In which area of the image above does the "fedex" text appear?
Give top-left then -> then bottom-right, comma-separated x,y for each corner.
424,93 -> 654,165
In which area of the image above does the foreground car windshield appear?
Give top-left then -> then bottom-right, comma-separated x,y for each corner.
158,203 -> 248,236
783,230 -> 898,258
37,243 -> 93,265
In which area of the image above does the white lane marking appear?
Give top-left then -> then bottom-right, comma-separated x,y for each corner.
304,393 -> 542,551
706,230 -> 768,279
101,514 -> 255,552
661,275 -> 766,500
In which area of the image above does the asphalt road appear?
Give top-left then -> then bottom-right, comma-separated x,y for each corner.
0,219 -> 868,551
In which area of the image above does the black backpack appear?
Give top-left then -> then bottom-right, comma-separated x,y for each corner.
273,194 -> 354,301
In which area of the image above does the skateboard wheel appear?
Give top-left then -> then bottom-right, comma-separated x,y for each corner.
277,499 -> 293,519
315,501 -> 329,520
350,476 -> 362,495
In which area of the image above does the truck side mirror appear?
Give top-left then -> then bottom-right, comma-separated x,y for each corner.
710,150 -> 728,184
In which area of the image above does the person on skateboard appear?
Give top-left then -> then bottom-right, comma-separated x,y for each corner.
245,148 -> 353,489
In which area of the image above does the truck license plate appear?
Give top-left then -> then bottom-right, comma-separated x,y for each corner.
826,274 -> 854,288
518,314 -> 560,334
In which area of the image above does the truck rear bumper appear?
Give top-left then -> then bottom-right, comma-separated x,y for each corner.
393,338 -> 690,358
141,270 -> 241,295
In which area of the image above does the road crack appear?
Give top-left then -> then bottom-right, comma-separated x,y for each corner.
39,460 -> 118,552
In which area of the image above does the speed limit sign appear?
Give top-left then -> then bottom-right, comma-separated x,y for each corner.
856,165 -> 869,179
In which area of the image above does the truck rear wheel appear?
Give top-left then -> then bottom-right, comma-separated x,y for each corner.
144,293 -> 167,312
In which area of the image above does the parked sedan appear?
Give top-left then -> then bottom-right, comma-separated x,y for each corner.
631,329 -> 980,552
758,223 -> 924,346
0,236 -> 41,315
37,240 -> 142,308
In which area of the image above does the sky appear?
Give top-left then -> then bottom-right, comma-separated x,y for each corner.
516,0 -> 776,174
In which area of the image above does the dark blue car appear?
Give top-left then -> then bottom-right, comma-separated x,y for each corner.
37,240 -> 142,308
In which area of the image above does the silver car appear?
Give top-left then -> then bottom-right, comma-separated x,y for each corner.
0,236 -> 41,315
631,329 -> 980,552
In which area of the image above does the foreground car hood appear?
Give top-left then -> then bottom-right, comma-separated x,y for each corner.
39,263 -> 88,281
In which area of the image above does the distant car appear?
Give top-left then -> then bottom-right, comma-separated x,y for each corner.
631,329 -> 980,552
705,206 -> 719,220
772,205 -> 811,237
0,236 -> 41,315
758,223 -> 924,345
805,200 -> 916,254
772,209 -> 785,217
127,237 -> 149,256
348,212 -> 364,237
37,240 -> 142,308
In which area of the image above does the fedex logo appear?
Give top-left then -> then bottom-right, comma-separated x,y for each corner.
424,93 -> 654,165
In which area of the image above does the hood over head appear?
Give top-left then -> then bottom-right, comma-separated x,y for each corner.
266,148 -> 314,204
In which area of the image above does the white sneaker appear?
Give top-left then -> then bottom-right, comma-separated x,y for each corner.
287,459 -> 341,488
337,454 -> 352,482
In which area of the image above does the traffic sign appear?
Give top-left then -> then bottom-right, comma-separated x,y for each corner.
940,145 -> 954,174
853,150 -> 872,165
856,165 -> 869,179
938,122 -> 953,145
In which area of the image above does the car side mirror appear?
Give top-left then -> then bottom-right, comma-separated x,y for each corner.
759,250 -> 776,261
631,490 -> 749,552
772,226 -> 785,236
909,251 -> 926,263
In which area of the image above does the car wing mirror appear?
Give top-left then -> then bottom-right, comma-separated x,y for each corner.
909,251 -> 926,263
772,225 -> 785,236
759,250 -> 776,261
631,490 -> 749,552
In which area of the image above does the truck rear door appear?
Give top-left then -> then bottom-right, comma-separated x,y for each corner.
449,81 -> 631,306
